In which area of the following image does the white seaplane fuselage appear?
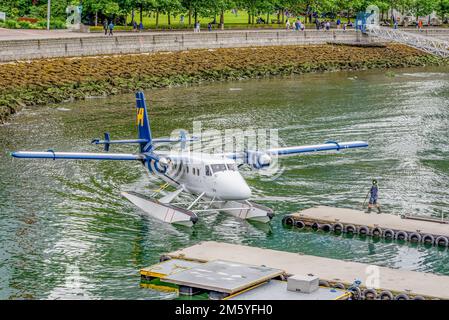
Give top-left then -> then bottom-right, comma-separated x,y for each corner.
155,152 -> 252,201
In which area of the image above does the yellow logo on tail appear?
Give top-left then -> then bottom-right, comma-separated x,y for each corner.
137,108 -> 144,126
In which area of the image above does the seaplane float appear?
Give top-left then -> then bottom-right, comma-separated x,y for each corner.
11,91 -> 368,227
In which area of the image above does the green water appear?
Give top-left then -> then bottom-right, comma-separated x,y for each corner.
1,67 -> 449,299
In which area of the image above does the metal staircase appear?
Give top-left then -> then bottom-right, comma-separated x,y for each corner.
366,25 -> 449,58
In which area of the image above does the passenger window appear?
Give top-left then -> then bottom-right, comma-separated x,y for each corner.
227,163 -> 237,171
187,166 -> 189,174
205,166 -> 211,176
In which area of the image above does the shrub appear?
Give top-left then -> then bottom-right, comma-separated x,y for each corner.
5,19 -> 18,29
18,17 -> 39,23
37,20 -> 47,28
29,23 -> 42,29
18,20 -> 31,29
50,19 -> 66,29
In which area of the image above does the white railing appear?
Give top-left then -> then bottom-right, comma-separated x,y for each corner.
366,25 -> 449,58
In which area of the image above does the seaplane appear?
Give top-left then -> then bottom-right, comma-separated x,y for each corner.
11,91 -> 368,227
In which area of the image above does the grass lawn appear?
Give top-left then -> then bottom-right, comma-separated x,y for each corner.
125,10 -> 309,27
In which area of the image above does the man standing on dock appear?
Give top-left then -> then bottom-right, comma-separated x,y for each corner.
367,179 -> 381,214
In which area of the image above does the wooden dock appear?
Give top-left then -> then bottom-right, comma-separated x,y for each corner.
166,241 -> 449,300
283,206 -> 449,246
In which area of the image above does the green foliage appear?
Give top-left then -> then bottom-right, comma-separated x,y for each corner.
50,18 -> 67,29
1,0 -> 448,28
17,20 -> 31,28
5,19 -> 19,28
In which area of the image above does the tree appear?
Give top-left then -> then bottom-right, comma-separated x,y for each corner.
202,0 -> 235,27
436,0 -> 449,22
409,0 -> 437,20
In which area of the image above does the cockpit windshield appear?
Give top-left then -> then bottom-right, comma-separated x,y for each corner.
210,164 -> 227,173
226,163 -> 237,171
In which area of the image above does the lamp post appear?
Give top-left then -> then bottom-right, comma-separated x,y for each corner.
47,0 -> 51,30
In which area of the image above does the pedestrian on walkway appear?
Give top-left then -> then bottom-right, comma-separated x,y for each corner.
286,20 -> 291,30
108,21 -> 114,36
103,19 -> 108,35
366,179 -> 381,214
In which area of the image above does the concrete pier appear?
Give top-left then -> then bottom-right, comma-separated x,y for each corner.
167,241 -> 449,299
284,206 -> 449,246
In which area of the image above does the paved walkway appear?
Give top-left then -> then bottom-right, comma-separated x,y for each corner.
0,28 -> 296,41
2,27 -> 447,42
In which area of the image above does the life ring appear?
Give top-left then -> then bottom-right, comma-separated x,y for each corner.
372,227 -> 382,237
358,226 -> 370,236
395,293 -> 409,300
311,222 -> 320,230
159,255 -> 171,262
435,236 -> 449,247
319,280 -> 330,287
321,224 -> 332,232
408,232 -> 422,243
344,224 -> 356,234
379,290 -> 394,300
295,220 -> 305,229
363,288 -> 378,300
333,282 -> 346,290
383,229 -> 395,239
351,287 -> 362,300
421,234 -> 434,245
396,231 -> 408,241
283,216 -> 294,226
332,223 -> 344,233
413,296 -> 425,300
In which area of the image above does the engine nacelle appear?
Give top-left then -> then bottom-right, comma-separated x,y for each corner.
246,151 -> 272,169
147,157 -> 168,174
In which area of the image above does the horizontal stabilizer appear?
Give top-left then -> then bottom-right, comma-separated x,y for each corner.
11,151 -> 144,161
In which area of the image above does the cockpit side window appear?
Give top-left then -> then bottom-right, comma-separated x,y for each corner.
210,164 -> 227,173
226,163 -> 237,171
205,165 -> 211,176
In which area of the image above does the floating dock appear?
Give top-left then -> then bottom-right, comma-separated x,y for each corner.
140,257 -> 349,300
283,206 -> 449,246
165,241 -> 449,300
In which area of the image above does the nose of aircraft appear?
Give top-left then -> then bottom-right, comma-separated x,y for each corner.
215,172 -> 252,200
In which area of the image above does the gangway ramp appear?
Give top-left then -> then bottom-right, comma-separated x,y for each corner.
366,25 -> 449,58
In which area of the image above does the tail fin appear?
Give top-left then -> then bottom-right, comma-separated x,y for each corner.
135,91 -> 152,152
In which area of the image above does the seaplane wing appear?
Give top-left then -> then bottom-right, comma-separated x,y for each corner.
223,140 -> 368,168
265,140 -> 369,157
11,151 -> 145,161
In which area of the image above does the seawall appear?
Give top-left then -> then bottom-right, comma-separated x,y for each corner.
1,28 -> 449,62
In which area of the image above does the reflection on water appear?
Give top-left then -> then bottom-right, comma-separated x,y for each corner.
1,67 -> 449,299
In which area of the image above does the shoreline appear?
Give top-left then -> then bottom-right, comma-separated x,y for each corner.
0,43 -> 446,124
